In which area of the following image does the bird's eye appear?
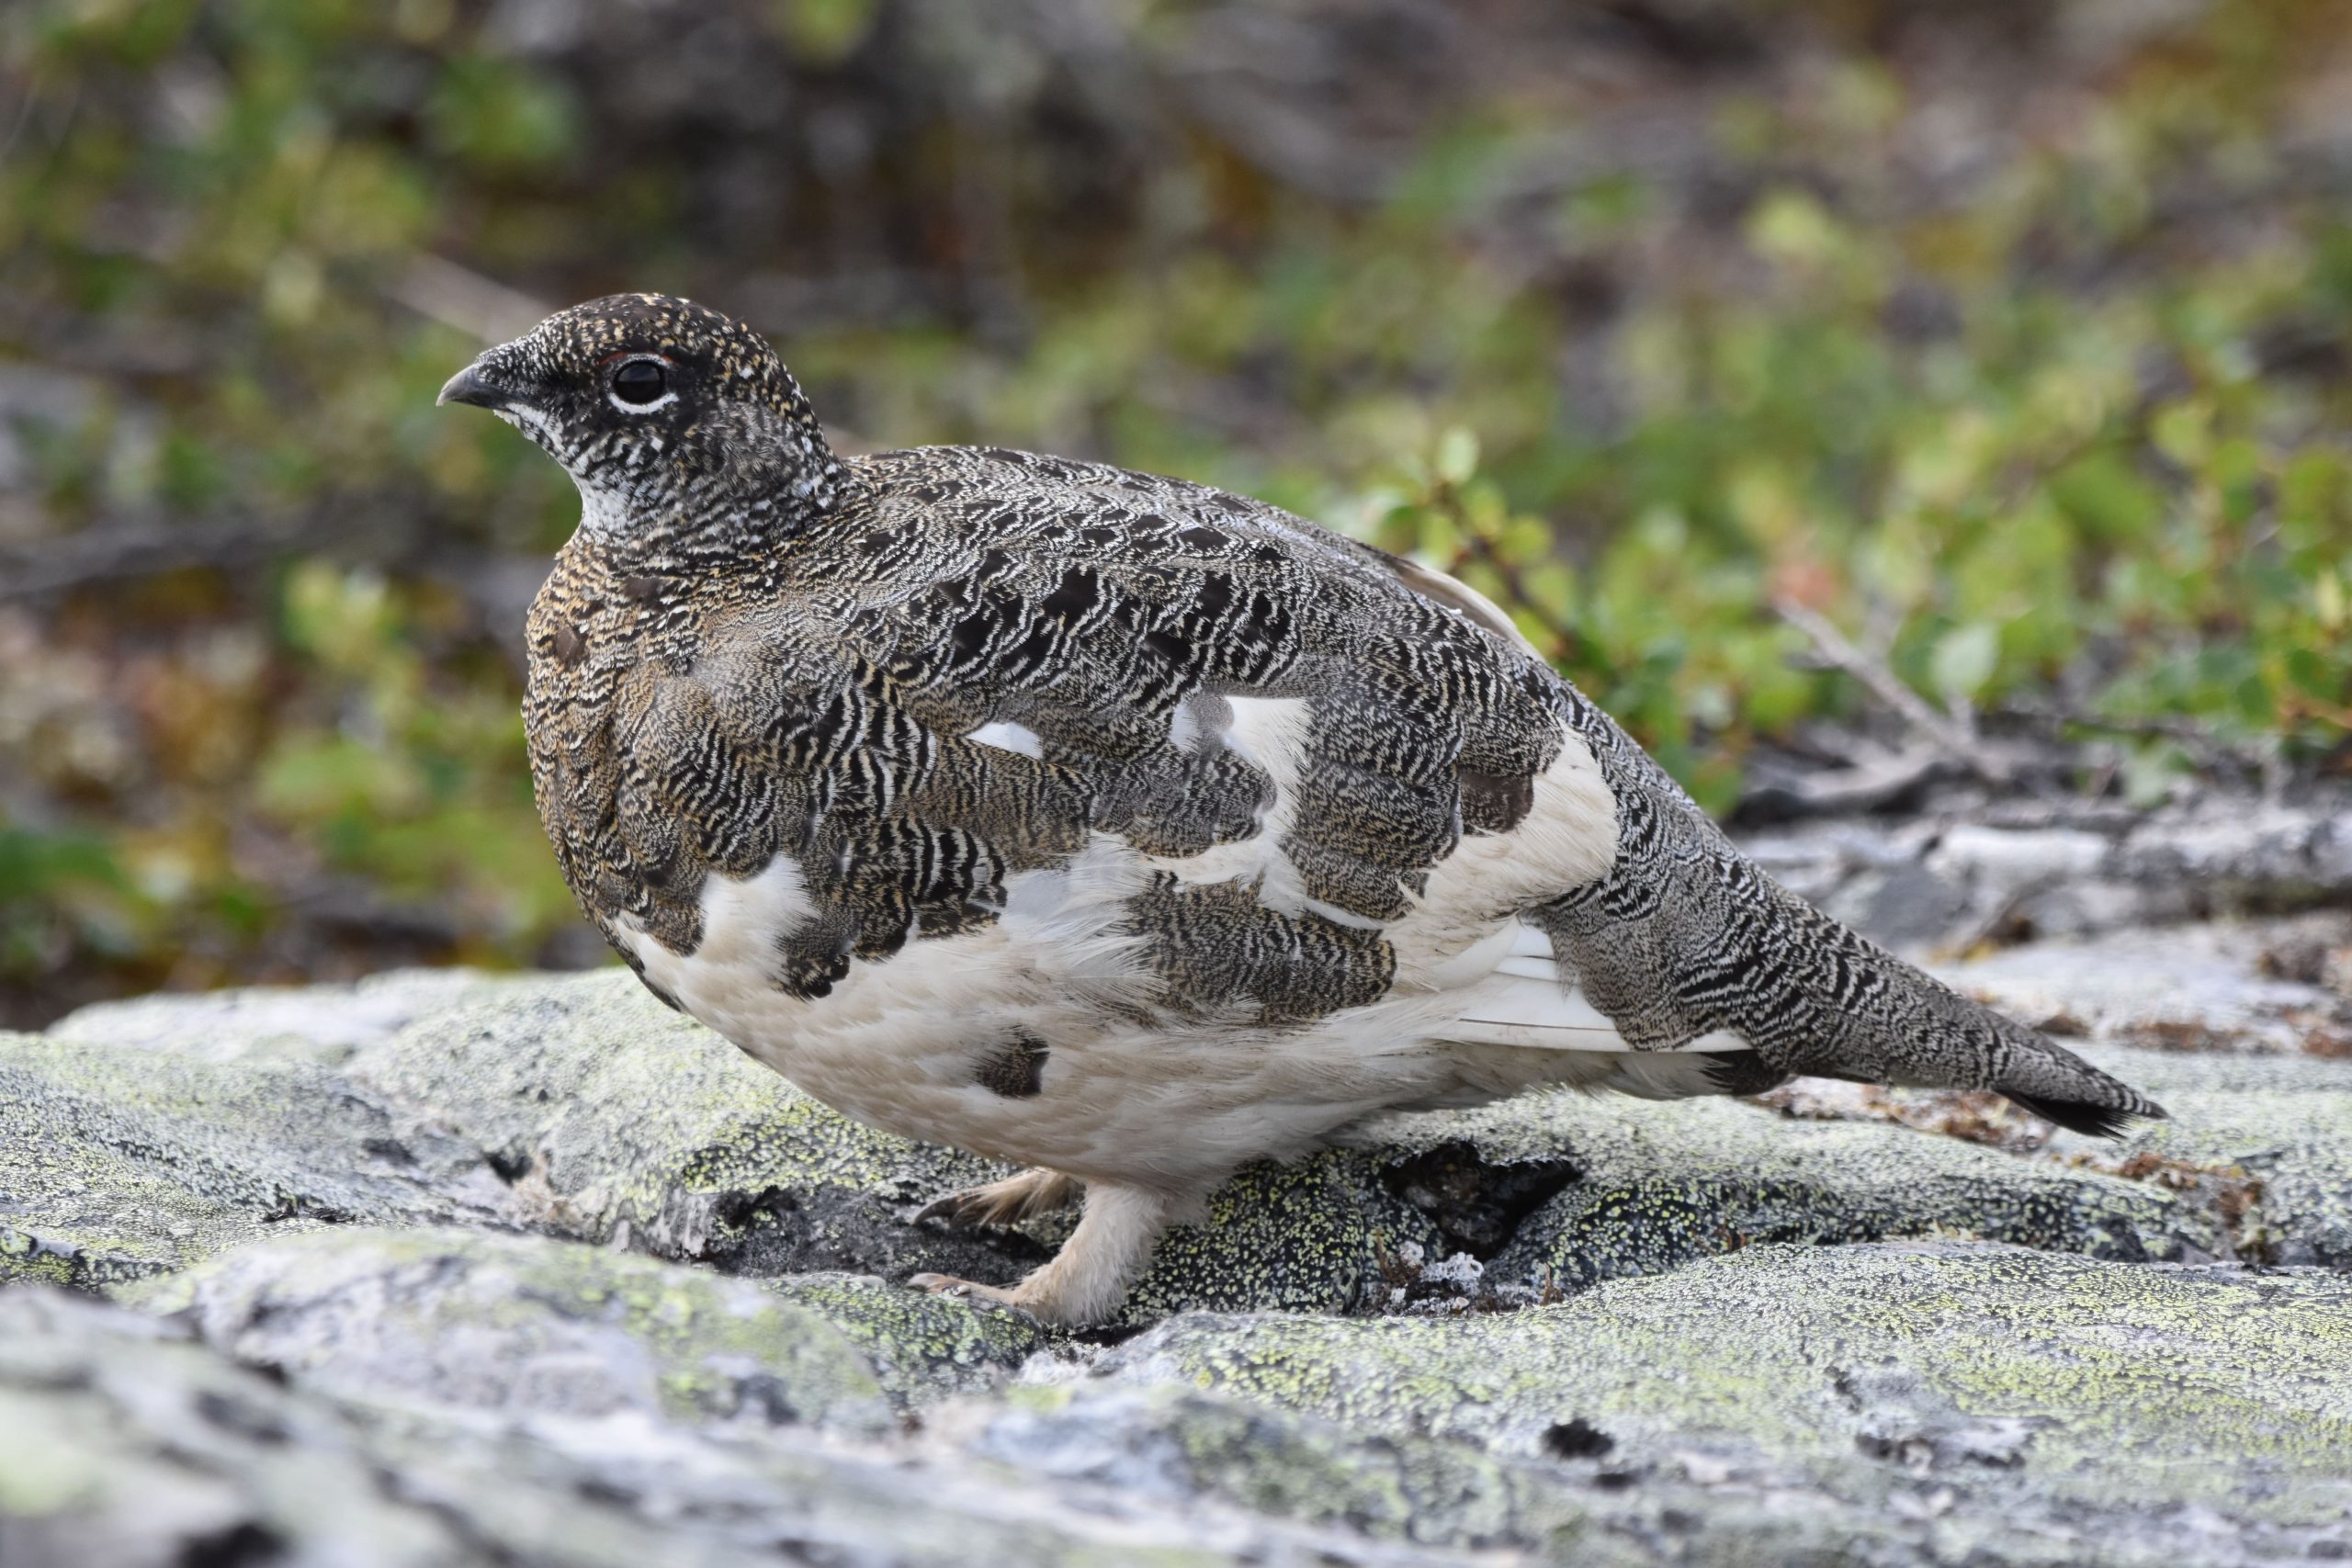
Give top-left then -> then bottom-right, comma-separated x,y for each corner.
611,359 -> 668,406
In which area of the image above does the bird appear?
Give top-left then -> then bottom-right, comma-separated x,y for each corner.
438,292 -> 2167,1325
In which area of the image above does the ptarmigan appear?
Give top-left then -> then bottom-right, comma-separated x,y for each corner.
439,293 -> 2165,1325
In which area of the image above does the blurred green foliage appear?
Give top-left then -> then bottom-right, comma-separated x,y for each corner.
1,0 -> 2346,1019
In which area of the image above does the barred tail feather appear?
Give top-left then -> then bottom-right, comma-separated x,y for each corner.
2000,1090 -> 2151,1140
1533,772 -> 2167,1139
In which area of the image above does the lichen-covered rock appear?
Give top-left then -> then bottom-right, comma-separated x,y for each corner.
11,970 -> 1073,1299
2090,1046 -> 2352,1269
1079,1242 -> 2352,1565
22,968 -> 1442,1318
0,1286 -> 1458,1568
0,1290 -> 469,1568
0,1028 -> 512,1290
1123,1150 -> 1442,1320
759,1271 -> 1049,1402
966,1379 -> 1989,1566
1723,1040 -> 2352,1274
120,1226 -> 898,1435
331,968 -> 1023,1277
1351,1085 -> 2199,1303
11,916 -> 2352,1566
961,1382 -> 1599,1557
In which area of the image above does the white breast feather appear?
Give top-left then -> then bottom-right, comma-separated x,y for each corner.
1141,694 -> 1318,910
964,719 -> 1045,759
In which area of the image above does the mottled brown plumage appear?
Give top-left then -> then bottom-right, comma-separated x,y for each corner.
441,294 -> 2166,1325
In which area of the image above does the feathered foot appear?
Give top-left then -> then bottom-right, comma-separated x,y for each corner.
915,1167 -> 1082,1231
909,1182 -> 1172,1326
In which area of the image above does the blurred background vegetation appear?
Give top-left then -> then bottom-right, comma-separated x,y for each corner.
2,0 -> 2348,1024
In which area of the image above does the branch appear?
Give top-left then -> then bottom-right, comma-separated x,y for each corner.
1992,697 -> 2284,775
1773,597 -> 2007,784
1443,525 -> 1586,666
384,256 -> 551,344
0,505 -> 406,604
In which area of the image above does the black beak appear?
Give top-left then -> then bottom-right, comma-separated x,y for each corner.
436,362 -> 514,411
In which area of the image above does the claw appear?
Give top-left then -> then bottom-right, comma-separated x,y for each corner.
907,1272 -> 1035,1318
915,1169 -> 1080,1231
914,1190 -> 997,1229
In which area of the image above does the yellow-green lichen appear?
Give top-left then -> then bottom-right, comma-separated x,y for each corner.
762,1272 -> 1045,1402
117,1226 -> 897,1436
1092,1241 -> 2352,1529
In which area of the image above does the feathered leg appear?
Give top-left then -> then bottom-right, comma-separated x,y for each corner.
910,1181 -> 1172,1325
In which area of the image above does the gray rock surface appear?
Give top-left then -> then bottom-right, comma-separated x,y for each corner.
121,1226 -> 901,1436
10,964 -> 1440,1317
0,1017 -> 515,1290
1072,1242 -> 2352,1565
5,890 -> 2351,1563
0,1286 -> 1452,1568
1747,795 -> 2352,950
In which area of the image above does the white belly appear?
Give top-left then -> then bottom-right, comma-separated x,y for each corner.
614,713 -> 1743,1189
616,837 -> 1446,1188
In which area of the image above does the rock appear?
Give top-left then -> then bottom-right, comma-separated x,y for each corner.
1123,1150 -> 1440,1320
1078,1242 -> 2352,1565
318,968 -> 1023,1280
6,969 -> 1053,1297
959,1381 -> 1600,1558
9,909 -> 2352,1564
0,1286 -> 1454,1568
2095,1046 -> 2352,1269
1940,916 -> 2351,1055
0,1290 -> 468,1568
760,1271 -> 1047,1402
0,1025 -> 514,1291
120,1226 -> 899,1436
1737,794 -> 2352,952
1350,1083 -> 2205,1306
15,967 -> 1438,1319
43,967 -> 502,1064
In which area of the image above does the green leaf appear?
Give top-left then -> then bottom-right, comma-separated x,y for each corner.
1433,426 -> 1480,489
1930,622 -> 2000,701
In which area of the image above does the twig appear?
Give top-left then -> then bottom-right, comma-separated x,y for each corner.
1443,527 -> 1585,665
0,506 -> 406,604
1992,698 -> 2278,775
384,256 -> 551,344
1938,871 -> 2062,961
1773,597 -> 2007,784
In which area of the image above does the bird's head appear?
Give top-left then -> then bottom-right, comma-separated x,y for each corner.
438,293 -> 844,550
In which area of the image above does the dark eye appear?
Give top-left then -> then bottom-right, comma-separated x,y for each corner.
611,359 -> 668,405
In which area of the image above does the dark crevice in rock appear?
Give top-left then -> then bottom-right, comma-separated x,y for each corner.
258,1193 -> 354,1224
194,1389 -> 291,1447
706,1184 -> 1047,1287
571,1476 -> 639,1508
482,1145 -> 532,1185
1378,1140 -> 1581,1258
1067,1319 -> 1154,1348
1542,1417 -> 1615,1460
175,1521 -> 285,1568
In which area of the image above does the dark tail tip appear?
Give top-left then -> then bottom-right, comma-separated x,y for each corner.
2004,1090 -> 2169,1140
